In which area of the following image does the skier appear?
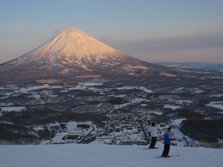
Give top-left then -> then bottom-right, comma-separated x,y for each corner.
161,126 -> 176,157
149,122 -> 157,149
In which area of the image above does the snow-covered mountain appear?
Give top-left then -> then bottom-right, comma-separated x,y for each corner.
10,27 -> 131,70
0,27 -> 171,84
158,62 -> 223,72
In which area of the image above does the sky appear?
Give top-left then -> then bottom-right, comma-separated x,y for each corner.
0,0 -> 223,63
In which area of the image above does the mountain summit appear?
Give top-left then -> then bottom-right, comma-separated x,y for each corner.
0,27 -> 172,84
4,27 -> 129,69
26,27 -> 129,68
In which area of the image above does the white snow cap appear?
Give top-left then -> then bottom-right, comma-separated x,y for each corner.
18,27 -> 127,68
35,27 -> 122,57
8,26 -> 133,72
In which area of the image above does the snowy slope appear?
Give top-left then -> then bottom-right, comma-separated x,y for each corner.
0,143 -> 222,167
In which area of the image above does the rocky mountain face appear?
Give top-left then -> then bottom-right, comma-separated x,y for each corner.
0,27 -> 173,84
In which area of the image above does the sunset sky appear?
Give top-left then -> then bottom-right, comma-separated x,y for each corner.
1,0 -> 223,63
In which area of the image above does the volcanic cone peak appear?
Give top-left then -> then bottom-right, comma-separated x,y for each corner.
14,27 -> 131,69
0,27 -> 170,84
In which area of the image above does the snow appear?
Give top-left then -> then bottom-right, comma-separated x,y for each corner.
0,106 -> 26,112
44,27 -> 119,58
68,85 -> 85,91
140,104 -> 148,107
19,84 -> 50,92
31,93 -> 41,100
171,118 -> 186,127
163,104 -> 181,110
18,27 -> 126,69
79,82 -> 104,87
116,86 -> 153,93
66,83 -> 104,92
211,94 -> 223,97
174,100 -> 193,105
206,101 -> 223,110
18,85 -> 63,92
45,121 -> 94,144
149,110 -> 163,115
114,98 -> 146,109
0,144 -> 222,167
138,87 -> 153,93
110,94 -> 126,98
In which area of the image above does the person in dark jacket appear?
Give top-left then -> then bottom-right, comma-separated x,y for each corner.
161,127 -> 176,157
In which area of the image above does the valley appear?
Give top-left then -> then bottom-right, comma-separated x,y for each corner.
0,70 -> 223,147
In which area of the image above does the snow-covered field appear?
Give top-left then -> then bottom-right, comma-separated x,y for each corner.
0,106 -> 26,112
0,143 -> 222,167
163,104 -> 181,110
206,101 -> 223,110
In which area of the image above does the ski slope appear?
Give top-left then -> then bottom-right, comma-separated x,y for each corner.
0,143 -> 222,167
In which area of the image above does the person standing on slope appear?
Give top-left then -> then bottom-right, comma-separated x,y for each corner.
149,122 -> 158,149
161,126 -> 176,157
